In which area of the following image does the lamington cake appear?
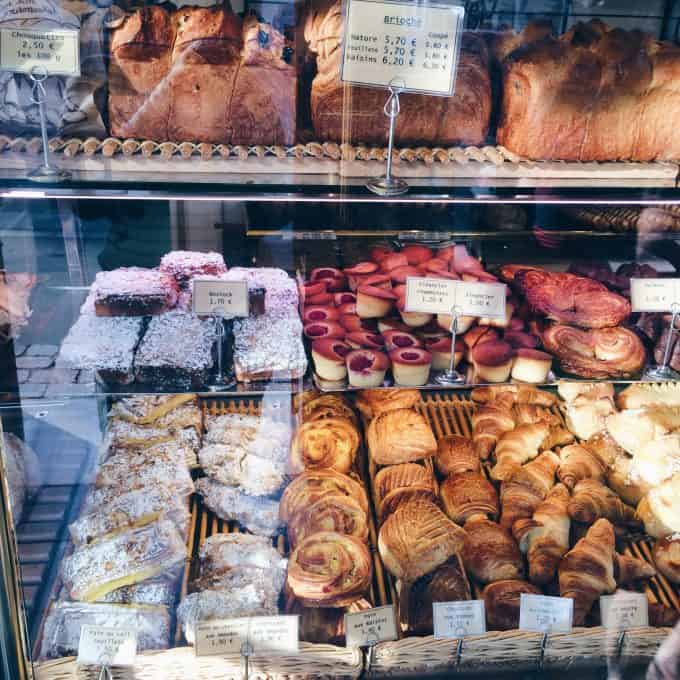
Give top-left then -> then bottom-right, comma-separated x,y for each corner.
224,267 -> 299,315
160,251 -> 227,288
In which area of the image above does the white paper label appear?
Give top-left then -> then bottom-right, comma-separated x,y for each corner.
630,278 -> 680,313
433,600 -> 486,639
77,625 -> 137,667
0,28 -> 80,76
192,279 -> 249,317
519,594 -> 573,633
404,277 -> 506,318
341,0 -> 464,95
344,605 -> 398,648
195,616 -> 299,657
600,591 -> 649,630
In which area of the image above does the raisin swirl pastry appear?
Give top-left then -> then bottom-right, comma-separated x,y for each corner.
279,470 -> 368,524
287,495 -> 368,548
287,531 -> 372,607
289,417 -> 360,476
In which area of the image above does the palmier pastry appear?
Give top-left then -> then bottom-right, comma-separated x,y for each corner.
653,536 -> 680,584
299,394 -> 358,426
483,579 -> 541,631
287,531 -> 372,607
367,408 -> 437,465
440,472 -> 499,525
374,463 -> 435,521
462,518 -> 524,584
287,495 -> 368,548
435,435 -> 479,476
378,499 -> 466,582
355,388 -> 421,419
289,418 -> 360,476
279,470 -> 368,524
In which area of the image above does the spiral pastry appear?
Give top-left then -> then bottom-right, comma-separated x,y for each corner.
299,394 -> 358,426
279,469 -> 368,523
288,495 -> 368,548
287,531 -> 372,606
289,417 -> 360,476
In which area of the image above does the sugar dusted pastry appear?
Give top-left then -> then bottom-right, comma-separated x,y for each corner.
108,394 -> 201,430
637,474 -> 680,538
367,408 -> 437,464
629,434 -> 680,487
204,413 -> 291,461
225,267 -> 298,314
616,382 -> 680,410
159,250 -> 227,287
200,533 -> 286,573
99,578 -> 178,607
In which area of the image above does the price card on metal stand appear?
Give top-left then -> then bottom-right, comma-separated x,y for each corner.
345,605 -> 398,647
0,28 -> 80,77
192,279 -> 249,317
630,278 -> 680,312
600,592 -> 649,630
433,601 -> 486,639
77,625 -> 137,667
518,594 -> 573,633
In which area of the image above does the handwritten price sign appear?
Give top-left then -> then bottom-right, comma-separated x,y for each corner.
405,277 -> 506,318
0,28 -> 80,77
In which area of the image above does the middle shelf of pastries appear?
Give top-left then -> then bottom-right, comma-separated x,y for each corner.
28,381 -> 680,677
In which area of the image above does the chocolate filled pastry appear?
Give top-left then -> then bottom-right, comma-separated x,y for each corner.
483,579 -> 541,631
374,463 -> 436,521
435,434 -> 479,476
289,417 -> 360,476
440,472 -> 499,525
462,518 -> 524,584
367,408 -> 437,465
287,531 -> 372,607
355,388 -> 422,420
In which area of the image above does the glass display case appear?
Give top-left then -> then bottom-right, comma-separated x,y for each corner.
0,1 -> 680,680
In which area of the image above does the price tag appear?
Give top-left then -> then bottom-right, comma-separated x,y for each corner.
345,605 -> 398,648
192,279 -> 249,317
77,625 -> 137,667
519,594 -> 573,633
600,591 -> 649,630
404,277 -> 506,318
0,28 -> 80,77
630,278 -> 680,313
433,600 -> 486,639
341,0 -> 464,95
195,616 -> 299,657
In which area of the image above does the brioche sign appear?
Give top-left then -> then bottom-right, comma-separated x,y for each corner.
341,0 -> 464,95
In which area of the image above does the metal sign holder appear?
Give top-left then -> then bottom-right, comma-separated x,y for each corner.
208,310 -> 236,391
435,305 -> 465,385
644,302 -> 680,380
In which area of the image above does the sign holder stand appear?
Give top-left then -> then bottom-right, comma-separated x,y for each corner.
27,66 -> 70,184
644,302 -> 680,380
240,641 -> 253,680
366,78 -> 408,197
435,305 -> 465,385
208,313 -> 236,391
96,663 -> 113,680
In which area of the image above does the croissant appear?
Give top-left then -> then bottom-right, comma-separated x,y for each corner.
491,423 -> 551,480
483,579 -> 541,631
653,536 -> 680,584
558,518 -> 616,625
462,517 -> 524,584
280,470 -> 368,523
287,494 -> 368,548
513,483 -> 570,585
367,408 -> 437,465
557,444 -> 607,489
648,602 -> 680,628
289,417 -> 360,476
374,462 -> 436,520
513,403 -> 560,427
378,498 -> 467,582
435,434 -> 479,476
471,385 -> 557,407
355,388 -> 421,419
499,451 -> 560,529
471,396 -> 516,460
615,552 -> 656,586
440,471 -> 499,525
568,479 -> 639,527
287,531 -> 372,607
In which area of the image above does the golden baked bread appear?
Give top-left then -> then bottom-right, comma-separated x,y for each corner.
440,471 -> 499,525
435,435 -> 479,476
471,385 -> 557,406
615,552 -> 656,586
279,470 -> 368,523
355,389 -> 421,420
513,483 -> 570,585
287,531 -> 372,607
374,463 -> 435,521
568,479 -> 638,527
289,417 -> 360,476
653,536 -> 680,584
462,518 -> 524,584
558,518 -> 616,625
471,395 -> 516,460
616,382 -> 680,410
378,499 -> 466,582
483,579 -> 541,631
367,409 -> 437,465
607,453 -> 651,507
299,394 -> 358,426
557,444 -> 607,489
636,474 -> 680,538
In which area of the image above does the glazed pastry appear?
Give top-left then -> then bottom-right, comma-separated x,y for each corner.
557,444 -> 607,489
653,537 -> 680,584
559,518 -> 616,625
471,394 -> 516,460
287,494 -> 368,548
513,483 -> 570,585
615,552 -> 656,585
289,418 -> 360,476
568,479 -> 639,527
462,517 -> 524,584
299,393 -> 358,426
470,385 -> 557,407
355,388 -> 421,419
435,434 -> 479,476
287,532 -> 372,606
483,579 -> 541,631
616,382 -> 680,410
367,408 -> 437,465
378,499 -> 467,582
637,474 -> 680,538
279,469 -> 368,524
440,471 -> 499,525
374,463 -> 436,520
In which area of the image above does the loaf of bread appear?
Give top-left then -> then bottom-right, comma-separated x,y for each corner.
498,20 -> 680,161
109,6 -> 296,145
304,0 -> 491,146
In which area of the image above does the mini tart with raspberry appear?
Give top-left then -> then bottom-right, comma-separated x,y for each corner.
344,262 -> 379,291
346,332 -> 385,350
303,305 -> 340,324
334,291 -> 356,306
337,302 -> 357,316
312,339 -> 351,381
346,349 -> 390,388
401,244 -> 433,266
471,340 -> 515,383
426,336 -> 464,371
356,285 -> 397,319
382,329 -> 424,352
310,267 -> 346,292
462,326 -> 498,361
303,320 -> 346,340
340,314 -> 378,333
389,347 -> 433,386
389,265 -> 422,284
